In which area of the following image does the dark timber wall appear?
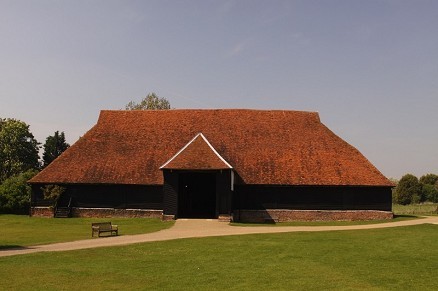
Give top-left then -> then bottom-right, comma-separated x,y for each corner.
233,185 -> 392,211
163,171 -> 178,217
31,184 -> 163,210
31,182 -> 392,220
216,171 -> 232,215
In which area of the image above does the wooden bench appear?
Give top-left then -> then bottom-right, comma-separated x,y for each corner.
91,222 -> 118,237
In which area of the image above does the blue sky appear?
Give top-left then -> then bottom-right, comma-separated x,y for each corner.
1,0 -> 437,179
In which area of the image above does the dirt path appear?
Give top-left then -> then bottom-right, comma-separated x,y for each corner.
1,216 -> 437,258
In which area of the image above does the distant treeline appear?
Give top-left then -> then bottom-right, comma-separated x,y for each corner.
0,117 -> 69,214
391,174 -> 438,205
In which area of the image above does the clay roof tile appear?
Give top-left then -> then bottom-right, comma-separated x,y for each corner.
29,109 -> 393,186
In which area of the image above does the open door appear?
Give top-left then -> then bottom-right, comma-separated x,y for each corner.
178,172 -> 216,218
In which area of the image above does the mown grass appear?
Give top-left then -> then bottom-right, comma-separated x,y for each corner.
0,215 -> 174,248
0,224 -> 437,290
231,214 -> 418,227
393,203 -> 438,215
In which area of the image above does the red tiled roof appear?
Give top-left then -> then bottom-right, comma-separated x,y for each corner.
160,133 -> 232,170
29,109 -> 393,186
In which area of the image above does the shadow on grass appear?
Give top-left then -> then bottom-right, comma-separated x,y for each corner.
393,214 -> 420,219
0,245 -> 28,251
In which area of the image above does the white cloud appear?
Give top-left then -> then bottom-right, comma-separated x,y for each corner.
226,39 -> 249,58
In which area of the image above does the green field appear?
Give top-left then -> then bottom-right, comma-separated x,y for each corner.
1,224 -> 437,290
393,203 -> 438,215
0,215 -> 174,248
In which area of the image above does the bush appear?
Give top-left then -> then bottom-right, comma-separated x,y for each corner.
394,174 -> 422,205
419,174 -> 438,186
422,184 -> 438,203
0,169 -> 38,214
41,184 -> 66,207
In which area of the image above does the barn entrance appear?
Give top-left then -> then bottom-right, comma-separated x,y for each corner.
178,172 -> 216,218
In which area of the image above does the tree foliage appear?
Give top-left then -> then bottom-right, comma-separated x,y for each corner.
42,131 -> 70,168
125,93 -> 171,110
41,184 -> 66,207
394,174 -> 422,205
0,118 -> 40,183
422,184 -> 438,203
419,173 -> 438,186
0,169 -> 38,214
418,173 -> 438,203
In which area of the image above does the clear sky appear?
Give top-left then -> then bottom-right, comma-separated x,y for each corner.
1,0 -> 437,179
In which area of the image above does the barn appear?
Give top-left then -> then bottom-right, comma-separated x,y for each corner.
29,109 -> 394,222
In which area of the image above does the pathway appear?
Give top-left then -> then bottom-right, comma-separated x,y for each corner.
1,216 -> 437,258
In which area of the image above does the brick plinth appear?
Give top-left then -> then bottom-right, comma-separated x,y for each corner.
71,208 -> 163,218
234,209 -> 393,223
30,207 -> 163,218
161,214 -> 175,221
30,207 -> 54,217
218,214 -> 232,222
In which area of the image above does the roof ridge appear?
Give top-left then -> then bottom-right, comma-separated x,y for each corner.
99,108 -> 319,114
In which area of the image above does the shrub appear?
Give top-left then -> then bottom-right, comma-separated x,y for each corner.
394,174 -> 422,205
419,173 -> 438,186
41,184 -> 66,207
0,169 -> 38,214
422,184 -> 438,203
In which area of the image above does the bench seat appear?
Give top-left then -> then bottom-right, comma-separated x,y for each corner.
91,222 -> 118,237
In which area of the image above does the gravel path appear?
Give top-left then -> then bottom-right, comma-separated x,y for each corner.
1,216 -> 437,258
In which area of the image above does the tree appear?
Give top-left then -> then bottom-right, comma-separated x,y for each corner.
0,118 -> 40,183
419,173 -> 438,202
422,184 -> 438,203
394,174 -> 422,205
125,93 -> 171,110
42,131 -> 70,168
419,173 -> 438,186
41,184 -> 66,208
0,169 -> 38,214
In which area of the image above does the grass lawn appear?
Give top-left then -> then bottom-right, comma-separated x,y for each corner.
231,214 -> 418,227
0,224 -> 437,290
0,215 -> 174,248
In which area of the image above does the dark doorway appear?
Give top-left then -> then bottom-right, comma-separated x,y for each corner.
178,172 -> 216,218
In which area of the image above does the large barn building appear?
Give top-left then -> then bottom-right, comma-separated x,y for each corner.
29,109 -> 394,222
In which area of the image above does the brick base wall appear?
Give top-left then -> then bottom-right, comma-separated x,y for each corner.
30,207 -> 54,217
71,208 -> 163,218
218,214 -> 232,222
31,207 -> 393,222
162,214 -> 176,221
30,207 -> 163,218
234,209 -> 393,223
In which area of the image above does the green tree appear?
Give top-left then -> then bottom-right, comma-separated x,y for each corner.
422,184 -> 438,203
419,173 -> 438,202
125,93 -> 171,110
389,178 -> 399,203
41,184 -> 66,207
0,169 -> 38,214
394,174 -> 422,205
0,118 -> 40,182
419,173 -> 438,186
42,131 -> 70,168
